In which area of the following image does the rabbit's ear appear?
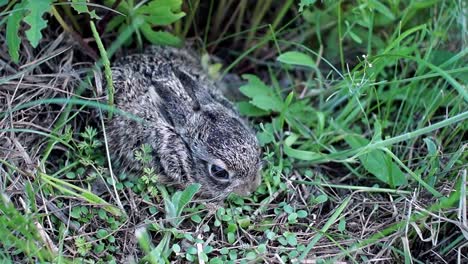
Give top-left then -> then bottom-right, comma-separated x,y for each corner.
173,68 -> 215,110
174,69 -> 201,111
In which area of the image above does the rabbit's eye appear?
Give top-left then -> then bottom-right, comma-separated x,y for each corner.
210,164 -> 229,180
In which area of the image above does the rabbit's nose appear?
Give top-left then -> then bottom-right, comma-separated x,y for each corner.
233,174 -> 261,196
252,173 -> 261,190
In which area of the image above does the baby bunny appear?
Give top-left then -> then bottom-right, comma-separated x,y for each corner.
107,46 -> 262,200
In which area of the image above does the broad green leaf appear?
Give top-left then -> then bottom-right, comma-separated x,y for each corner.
142,0 -> 183,11
239,74 -> 273,99
0,0 -> 7,7
140,22 -> 182,46
236,102 -> 270,117
238,75 -> 283,113
257,132 -> 275,147
138,6 -> 185,25
24,0 -> 52,48
6,2 -> 25,63
71,0 -> 100,19
142,13 -> 185,26
345,135 -> 407,187
256,123 -> 275,146
250,95 -> 283,112
277,51 -> 316,68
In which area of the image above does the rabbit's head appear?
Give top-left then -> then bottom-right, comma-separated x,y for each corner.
156,66 -> 263,199
183,104 -> 263,199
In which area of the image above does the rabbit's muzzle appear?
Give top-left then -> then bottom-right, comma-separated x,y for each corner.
232,172 -> 262,196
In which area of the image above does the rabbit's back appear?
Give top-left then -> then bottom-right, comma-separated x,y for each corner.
107,46 -> 262,199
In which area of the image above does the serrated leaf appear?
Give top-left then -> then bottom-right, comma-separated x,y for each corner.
24,0 -> 52,48
138,5 -> 185,26
236,102 -> 270,117
6,2 -> 25,63
239,74 -> 273,99
298,0 -> 316,12
250,95 -> 283,112
256,125 -> 275,146
140,22 -> 182,46
345,135 -> 407,187
277,51 -> 316,68
71,0 -> 100,19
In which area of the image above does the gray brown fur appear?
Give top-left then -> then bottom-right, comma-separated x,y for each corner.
107,46 -> 262,200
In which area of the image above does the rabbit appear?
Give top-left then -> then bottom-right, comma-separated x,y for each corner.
106,46 -> 262,200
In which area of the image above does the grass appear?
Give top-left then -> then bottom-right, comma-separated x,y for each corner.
0,0 -> 467,263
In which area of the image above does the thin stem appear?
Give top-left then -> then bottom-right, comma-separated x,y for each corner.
293,180 -> 412,195
89,21 -> 114,118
